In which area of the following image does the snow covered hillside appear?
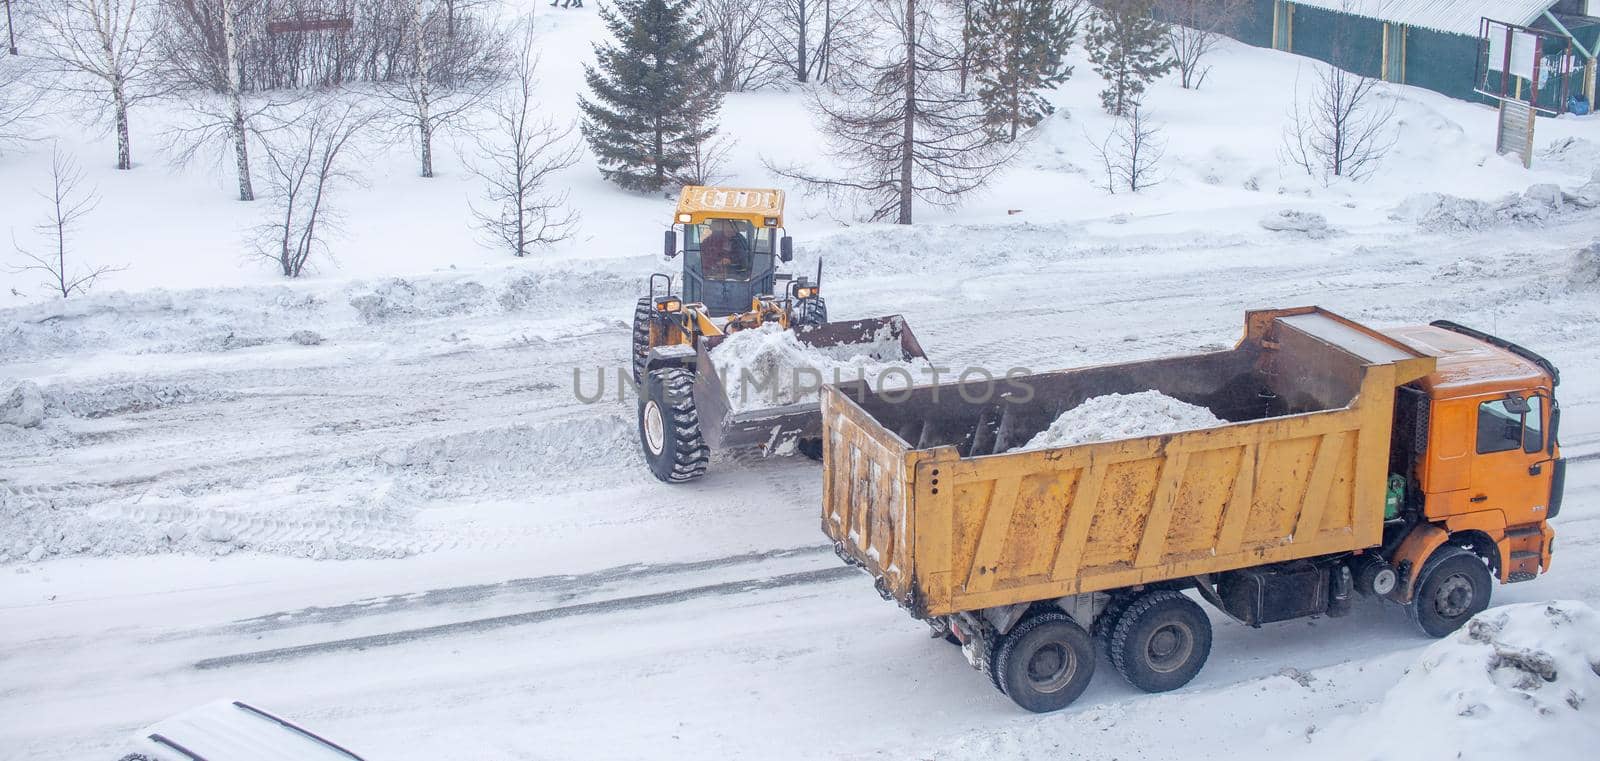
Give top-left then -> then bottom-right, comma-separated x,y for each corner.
4,1 -> 1600,759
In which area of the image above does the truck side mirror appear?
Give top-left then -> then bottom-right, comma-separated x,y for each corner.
779,236 -> 793,263
663,230 -> 678,259
1503,394 -> 1530,415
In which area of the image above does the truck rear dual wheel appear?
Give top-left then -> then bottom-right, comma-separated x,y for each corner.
1408,546 -> 1493,638
639,368 -> 709,483
1108,591 -> 1213,693
793,296 -> 827,329
991,612 -> 1096,713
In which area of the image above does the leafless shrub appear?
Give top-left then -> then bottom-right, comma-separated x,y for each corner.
1087,104 -> 1164,193
1159,0 -> 1247,90
253,99 -> 372,277
27,0 -> 161,169
8,146 -> 123,298
467,21 -> 580,257
1281,61 -> 1396,183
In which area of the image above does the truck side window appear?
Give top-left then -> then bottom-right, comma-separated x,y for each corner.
1523,396 -> 1544,453
1475,399 -> 1523,454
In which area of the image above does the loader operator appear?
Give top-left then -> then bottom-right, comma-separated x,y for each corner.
700,219 -> 749,280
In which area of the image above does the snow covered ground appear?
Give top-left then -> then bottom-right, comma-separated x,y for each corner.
4,3 -> 1600,759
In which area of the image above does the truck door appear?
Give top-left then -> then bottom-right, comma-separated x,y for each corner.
1467,393 -> 1553,528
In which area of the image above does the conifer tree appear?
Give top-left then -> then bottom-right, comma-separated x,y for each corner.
1085,0 -> 1172,115
970,0 -> 1077,142
579,0 -> 722,192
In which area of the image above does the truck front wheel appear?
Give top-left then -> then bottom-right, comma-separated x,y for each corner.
1408,546 -> 1492,637
992,612 -> 1096,712
1109,590 -> 1213,693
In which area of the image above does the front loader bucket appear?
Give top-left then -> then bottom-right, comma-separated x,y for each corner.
691,316 -> 928,452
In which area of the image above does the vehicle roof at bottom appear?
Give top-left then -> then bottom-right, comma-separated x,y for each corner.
1383,325 -> 1550,396
674,186 -> 785,226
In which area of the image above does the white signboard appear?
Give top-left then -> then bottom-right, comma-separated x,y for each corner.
1487,25 -> 1539,80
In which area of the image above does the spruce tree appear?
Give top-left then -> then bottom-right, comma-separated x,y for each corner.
579,0 -> 722,192
970,0 -> 1077,142
1086,0 -> 1173,116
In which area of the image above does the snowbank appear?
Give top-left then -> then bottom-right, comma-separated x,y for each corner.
1,381 -> 45,429
1393,178 -> 1599,233
1260,210 -> 1336,239
1011,391 -> 1222,451
710,323 -> 931,412
1307,601 -> 1600,761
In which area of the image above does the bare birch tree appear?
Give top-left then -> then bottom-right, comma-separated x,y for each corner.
9,146 -> 123,297
769,0 -> 1011,224
703,0 -> 779,91
372,0 -> 503,178
155,0 -> 266,200
29,0 -> 159,169
1159,0 -> 1246,90
760,0 -> 868,84
254,99 -> 371,277
1281,61 -> 1396,182
467,22 -> 579,257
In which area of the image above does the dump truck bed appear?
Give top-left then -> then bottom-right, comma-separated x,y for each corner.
822,307 -> 1437,618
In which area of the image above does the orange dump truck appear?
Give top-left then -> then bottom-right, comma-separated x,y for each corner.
823,307 -> 1563,712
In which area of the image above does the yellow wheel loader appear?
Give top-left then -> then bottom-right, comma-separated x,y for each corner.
631,186 -> 928,483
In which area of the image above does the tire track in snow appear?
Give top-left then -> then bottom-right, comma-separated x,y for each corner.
194,565 -> 859,670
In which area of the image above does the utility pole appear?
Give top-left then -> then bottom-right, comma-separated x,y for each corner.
6,0 -> 18,55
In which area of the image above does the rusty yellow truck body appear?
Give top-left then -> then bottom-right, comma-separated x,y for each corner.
823,307 -> 1563,712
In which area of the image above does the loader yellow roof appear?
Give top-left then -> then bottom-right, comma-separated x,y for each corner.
674,186 -> 785,227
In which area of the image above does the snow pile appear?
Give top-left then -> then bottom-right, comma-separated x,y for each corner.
1571,239 -> 1600,289
1011,391 -> 1222,452
1392,181 -> 1596,232
1308,601 -> 1600,761
1539,137 -> 1600,173
1,381 -> 46,429
1260,209 -> 1336,239
710,322 -> 931,412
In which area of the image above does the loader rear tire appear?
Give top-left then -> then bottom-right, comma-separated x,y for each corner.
1109,591 -> 1212,693
639,368 -> 709,483
1407,545 -> 1492,638
794,296 -> 827,329
992,612 -> 1096,713
631,297 -> 653,383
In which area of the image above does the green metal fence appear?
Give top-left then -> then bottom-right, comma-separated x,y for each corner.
1288,3 -> 1384,79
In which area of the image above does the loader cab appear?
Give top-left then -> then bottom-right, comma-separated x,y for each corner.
663,186 -> 794,318
682,218 -> 780,316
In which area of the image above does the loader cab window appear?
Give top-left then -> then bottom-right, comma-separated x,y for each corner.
685,219 -> 774,281
1476,396 -> 1542,455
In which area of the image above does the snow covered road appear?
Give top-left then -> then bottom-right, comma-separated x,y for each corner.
4,209 -> 1600,759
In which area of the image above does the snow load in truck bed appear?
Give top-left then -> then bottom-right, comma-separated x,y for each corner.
1009,391 -> 1224,452
710,323 -> 933,412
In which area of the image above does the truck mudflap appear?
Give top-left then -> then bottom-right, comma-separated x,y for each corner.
694,315 -> 929,452
125,700 -> 368,761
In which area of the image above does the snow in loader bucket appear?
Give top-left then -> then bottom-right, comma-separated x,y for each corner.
121,699 -> 368,760
693,316 -> 930,452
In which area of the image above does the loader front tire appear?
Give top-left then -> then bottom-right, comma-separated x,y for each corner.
1109,590 -> 1212,693
992,612 -> 1095,713
1408,546 -> 1492,638
639,368 -> 709,483
631,297 -> 653,383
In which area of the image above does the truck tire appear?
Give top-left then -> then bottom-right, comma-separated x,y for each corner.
794,296 -> 827,329
1407,545 -> 1492,637
1093,593 -> 1135,651
1109,591 -> 1212,693
639,368 -> 709,483
992,612 -> 1096,712
631,297 -> 653,383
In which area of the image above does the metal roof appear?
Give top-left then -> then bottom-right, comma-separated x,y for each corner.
1287,0 -> 1557,37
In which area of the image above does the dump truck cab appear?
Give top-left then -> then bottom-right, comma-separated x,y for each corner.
1385,322 -> 1562,591
664,186 -> 796,317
